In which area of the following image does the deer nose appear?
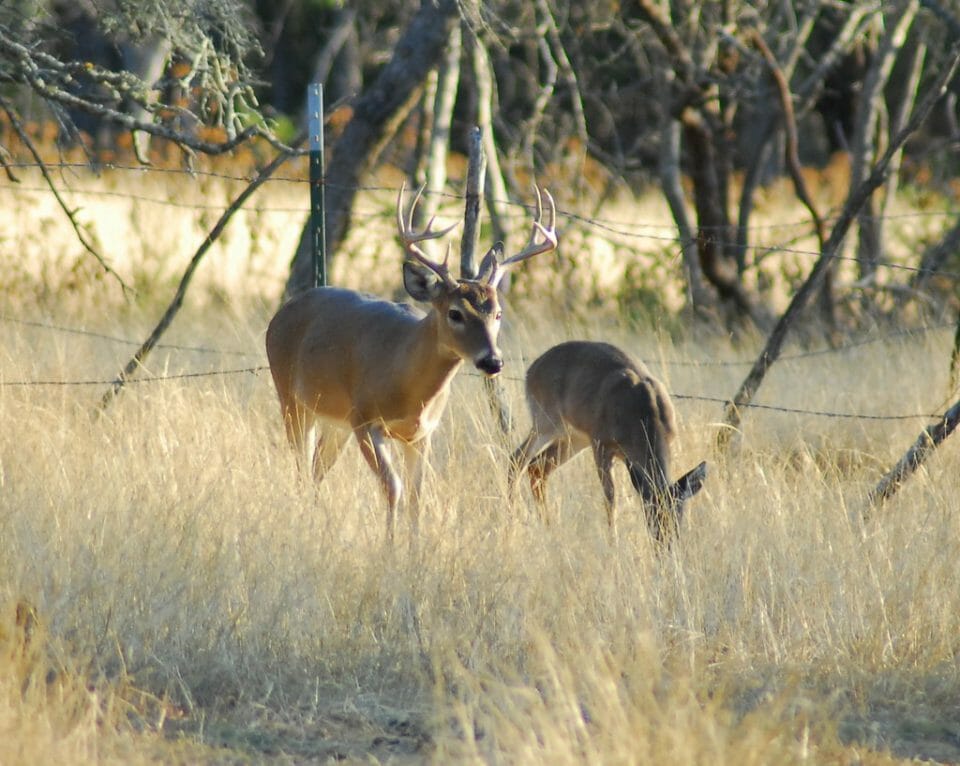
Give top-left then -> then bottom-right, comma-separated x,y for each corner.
476,354 -> 503,376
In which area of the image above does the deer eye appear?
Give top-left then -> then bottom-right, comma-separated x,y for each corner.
448,308 -> 464,324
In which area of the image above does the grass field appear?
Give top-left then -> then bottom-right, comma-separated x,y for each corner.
2,169 -> 960,764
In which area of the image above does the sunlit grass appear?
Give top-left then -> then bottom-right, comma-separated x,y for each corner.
1,286 -> 959,763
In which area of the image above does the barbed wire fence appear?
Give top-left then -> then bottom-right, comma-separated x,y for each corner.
0,312 -> 953,423
6,158 -> 960,247
6,159 -> 960,293
2,153 -> 960,507
3,161 -> 959,319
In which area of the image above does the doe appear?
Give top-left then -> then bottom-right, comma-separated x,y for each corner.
266,184 -> 558,541
509,340 -> 707,542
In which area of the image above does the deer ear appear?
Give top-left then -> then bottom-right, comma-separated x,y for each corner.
672,461 -> 708,502
477,242 -> 504,284
403,260 -> 446,302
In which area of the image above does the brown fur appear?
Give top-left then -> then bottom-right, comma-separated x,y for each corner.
510,341 -> 706,541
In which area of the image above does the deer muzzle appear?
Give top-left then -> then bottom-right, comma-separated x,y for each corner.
475,353 -> 504,376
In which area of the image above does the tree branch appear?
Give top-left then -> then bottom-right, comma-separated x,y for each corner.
868,397 -> 960,506
0,94 -> 130,294
0,27 -> 299,158
98,134 -> 305,412
749,29 -> 826,252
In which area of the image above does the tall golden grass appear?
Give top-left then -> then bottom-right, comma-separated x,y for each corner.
1,169 -> 959,763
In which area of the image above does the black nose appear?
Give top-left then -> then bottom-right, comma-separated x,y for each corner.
476,355 -> 503,376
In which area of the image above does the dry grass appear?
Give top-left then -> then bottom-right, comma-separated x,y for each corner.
2,168 -> 960,764
1,293 -> 959,765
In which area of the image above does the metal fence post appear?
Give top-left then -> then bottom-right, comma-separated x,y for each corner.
308,83 -> 327,287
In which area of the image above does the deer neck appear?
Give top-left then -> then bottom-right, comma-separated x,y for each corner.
403,309 -> 463,399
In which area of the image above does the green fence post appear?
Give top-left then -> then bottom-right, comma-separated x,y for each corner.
308,82 -> 327,287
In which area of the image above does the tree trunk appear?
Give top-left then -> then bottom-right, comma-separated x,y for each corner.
284,0 -> 460,299
635,0 -> 765,330
416,21 -> 461,227
682,106 -> 764,328
410,69 -> 438,192
469,29 -> 510,250
657,90 -> 709,315
879,36 -> 926,241
850,1 -> 919,285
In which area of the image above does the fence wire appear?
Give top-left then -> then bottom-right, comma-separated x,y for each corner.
0,314 -> 952,422
3,162 -> 960,283
2,313 -> 952,368
2,161 -> 958,424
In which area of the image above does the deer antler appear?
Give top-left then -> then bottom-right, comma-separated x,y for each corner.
487,187 -> 558,288
397,182 -> 459,289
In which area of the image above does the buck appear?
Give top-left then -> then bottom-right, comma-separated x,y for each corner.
508,341 -> 707,542
266,184 -> 558,540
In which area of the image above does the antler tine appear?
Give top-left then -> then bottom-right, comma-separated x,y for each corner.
397,182 -> 459,243
543,188 -> 556,230
499,186 -> 559,267
396,181 -> 459,288
396,181 -> 409,236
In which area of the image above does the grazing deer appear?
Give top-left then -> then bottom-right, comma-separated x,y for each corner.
509,341 -> 707,542
266,184 -> 558,541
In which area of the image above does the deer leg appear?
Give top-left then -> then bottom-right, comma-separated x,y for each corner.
355,424 -> 401,543
508,430 -> 558,497
592,443 -> 617,534
508,431 -> 541,491
399,437 -> 429,537
312,424 -> 350,483
527,436 -> 578,507
280,399 -> 317,479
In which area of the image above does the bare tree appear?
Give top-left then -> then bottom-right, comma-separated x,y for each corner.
850,1 -> 920,286
717,39 -> 960,453
0,0 -> 290,290
0,0 -> 283,159
632,0 -> 770,329
283,0 -> 461,298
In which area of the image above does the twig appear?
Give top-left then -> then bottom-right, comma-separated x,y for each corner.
0,141 -> 19,182
749,30 -> 826,251
536,0 -> 588,195
519,9 -> 558,169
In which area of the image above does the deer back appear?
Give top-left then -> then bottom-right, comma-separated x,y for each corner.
526,340 -> 677,476
266,287 -> 458,423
